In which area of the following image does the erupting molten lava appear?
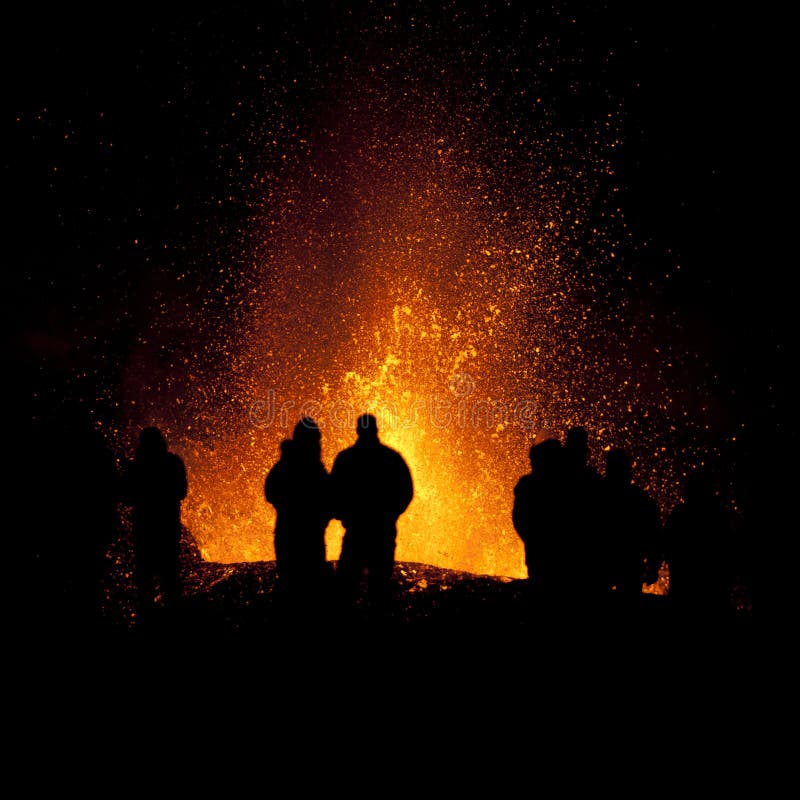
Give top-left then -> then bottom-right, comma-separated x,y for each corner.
118,29 -> 704,578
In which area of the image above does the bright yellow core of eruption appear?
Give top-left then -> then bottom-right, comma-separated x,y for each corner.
133,106 -> 636,580
182,276 -> 538,578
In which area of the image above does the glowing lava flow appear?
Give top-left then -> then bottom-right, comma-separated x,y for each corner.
119,45 -> 698,578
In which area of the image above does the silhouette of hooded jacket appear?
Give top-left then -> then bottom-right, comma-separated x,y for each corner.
265,426 -> 332,580
125,427 -> 187,557
330,431 -> 413,532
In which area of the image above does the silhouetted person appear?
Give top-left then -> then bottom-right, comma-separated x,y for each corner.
264,418 -> 332,602
124,427 -> 187,622
601,449 -> 661,610
512,438 -> 567,605
563,426 -> 602,486
664,472 -> 733,620
561,426 -> 604,604
330,414 -> 413,618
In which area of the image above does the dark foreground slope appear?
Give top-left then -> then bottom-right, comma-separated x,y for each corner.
20,528 -> 752,657
14,530 -> 757,716
91,529 -> 753,642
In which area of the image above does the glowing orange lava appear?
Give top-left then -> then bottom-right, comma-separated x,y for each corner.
119,52 -> 698,580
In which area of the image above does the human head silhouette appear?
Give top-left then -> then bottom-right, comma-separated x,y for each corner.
565,426 -> 590,467
293,416 -> 322,459
137,426 -> 167,458
529,438 -> 561,474
356,413 -> 379,441
605,448 -> 632,485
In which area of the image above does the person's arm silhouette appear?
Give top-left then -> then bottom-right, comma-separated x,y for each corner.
512,477 -> 532,543
393,455 -> 414,519
174,455 -> 188,502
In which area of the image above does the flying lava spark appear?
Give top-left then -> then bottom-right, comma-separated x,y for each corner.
116,11 -> 709,578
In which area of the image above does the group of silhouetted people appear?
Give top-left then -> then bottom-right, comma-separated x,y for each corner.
264,413 -> 413,619
28,407 -> 741,631
513,425 -> 734,619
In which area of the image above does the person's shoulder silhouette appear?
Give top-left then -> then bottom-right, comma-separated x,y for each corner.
331,414 -> 413,617
264,417 -> 332,598
127,427 -> 187,505
602,448 -> 662,601
513,439 -> 563,520
331,414 -> 413,523
512,444 -> 538,543
266,418 -> 329,509
513,438 -> 563,585
265,437 -> 298,508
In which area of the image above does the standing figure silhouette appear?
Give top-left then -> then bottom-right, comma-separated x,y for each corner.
330,414 -> 413,618
124,427 -> 187,622
601,449 -> 662,610
513,438 -> 565,602
561,426 -> 604,605
264,417 -> 332,604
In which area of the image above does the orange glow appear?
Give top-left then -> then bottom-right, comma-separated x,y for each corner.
118,71 -> 697,582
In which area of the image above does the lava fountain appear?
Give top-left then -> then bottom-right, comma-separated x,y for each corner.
119,34 -> 697,578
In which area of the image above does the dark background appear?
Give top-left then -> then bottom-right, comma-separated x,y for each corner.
3,2 -> 786,537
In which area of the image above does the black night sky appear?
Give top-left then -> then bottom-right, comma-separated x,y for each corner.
5,2 -> 785,561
